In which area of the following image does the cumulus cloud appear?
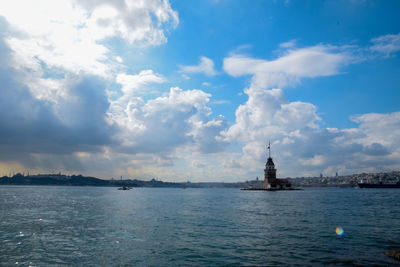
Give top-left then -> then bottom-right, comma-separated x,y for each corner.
285,112 -> 400,175
220,87 -> 322,175
0,47 -> 228,178
0,0 -> 178,80
221,44 -> 400,178
109,84 -> 227,155
180,56 -> 218,76
350,112 -> 400,148
0,0 -> 185,177
223,104 -> 400,178
370,32 -> 400,56
0,41 -> 116,161
78,0 -> 178,45
1,0 -> 178,45
0,3 -> 399,182
222,45 -> 351,152
0,0 -> 179,130
0,0 -> 231,179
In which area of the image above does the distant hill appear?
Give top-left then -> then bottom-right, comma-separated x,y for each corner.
0,173 -> 244,188
0,173 -> 111,186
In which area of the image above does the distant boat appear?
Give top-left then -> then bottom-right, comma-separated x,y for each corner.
118,186 -> 132,190
358,181 -> 400,188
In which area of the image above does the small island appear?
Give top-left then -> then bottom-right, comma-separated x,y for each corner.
242,143 -> 300,191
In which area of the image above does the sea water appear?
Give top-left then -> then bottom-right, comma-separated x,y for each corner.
1,186 -> 400,266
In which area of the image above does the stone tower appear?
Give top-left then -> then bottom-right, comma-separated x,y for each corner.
263,142 -> 277,189
264,156 -> 277,183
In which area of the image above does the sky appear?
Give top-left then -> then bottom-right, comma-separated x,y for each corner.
0,0 -> 400,182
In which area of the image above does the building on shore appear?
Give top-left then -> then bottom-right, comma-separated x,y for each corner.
262,142 -> 292,189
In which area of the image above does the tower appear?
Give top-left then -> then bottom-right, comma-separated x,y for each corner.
263,141 -> 277,188
264,157 -> 277,183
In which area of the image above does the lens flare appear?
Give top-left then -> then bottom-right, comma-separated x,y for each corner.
335,226 -> 344,236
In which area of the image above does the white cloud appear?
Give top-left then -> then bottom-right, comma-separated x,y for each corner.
350,112 -> 400,148
223,45 -> 351,89
109,76 -> 227,155
0,0 -> 178,100
222,98 -> 400,178
1,5 -> 399,182
80,0 -> 178,45
180,56 -> 218,76
116,70 -> 166,96
212,100 -> 230,105
0,0 -> 178,46
181,74 -> 190,80
221,44 -> 400,178
279,39 -> 296,48
370,32 -> 400,56
0,0 -> 188,179
0,0 -> 228,181
220,87 -> 322,174
299,155 -> 326,167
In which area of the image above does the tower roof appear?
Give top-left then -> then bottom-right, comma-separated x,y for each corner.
266,157 -> 275,166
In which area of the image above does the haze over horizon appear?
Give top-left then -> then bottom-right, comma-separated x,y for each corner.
0,0 -> 399,182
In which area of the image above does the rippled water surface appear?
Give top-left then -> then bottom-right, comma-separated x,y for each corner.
1,186 -> 400,266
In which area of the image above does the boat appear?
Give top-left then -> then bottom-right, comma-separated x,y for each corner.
358,181 -> 400,188
117,186 -> 132,190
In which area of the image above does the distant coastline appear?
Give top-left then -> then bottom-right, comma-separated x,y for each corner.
1,171 -> 399,188
288,171 -> 400,188
0,173 -> 240,188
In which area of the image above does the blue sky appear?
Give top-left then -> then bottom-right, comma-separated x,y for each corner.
0,0 -> 399,181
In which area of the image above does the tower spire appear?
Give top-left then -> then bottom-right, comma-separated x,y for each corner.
267,140 -> 271,158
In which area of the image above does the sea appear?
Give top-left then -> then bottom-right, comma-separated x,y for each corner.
1,186 -> 400,266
